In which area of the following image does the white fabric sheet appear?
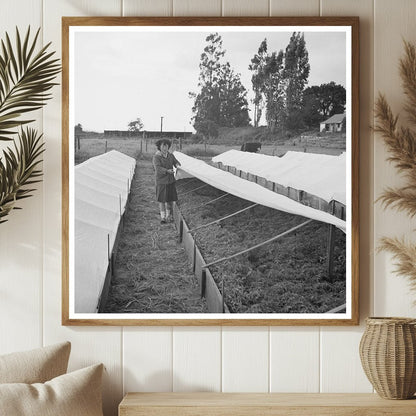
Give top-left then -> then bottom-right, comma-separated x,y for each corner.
212,149 -> 346,205
75,219 -> 116,314
75,183 -> 122,214
74,150 -> 136,313
174,151 -> 346,231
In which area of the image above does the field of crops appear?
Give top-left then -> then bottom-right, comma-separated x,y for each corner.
77,132 -> 346,314
177,178 -> 346,313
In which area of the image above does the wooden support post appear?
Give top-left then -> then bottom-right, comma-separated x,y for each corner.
107,233 -> 110,262
327,201 -> 336,281
327,226 -> 336,280
179,219 -> 184,243
105,140 -> 108,153
201,269 -> 206,298
222,279 -> 225,313
107,234 -> 112,276
119,194 -> 124,229
193,236 -> 197,273
140,139 -> 143,153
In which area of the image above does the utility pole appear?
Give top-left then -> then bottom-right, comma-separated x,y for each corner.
160,116 -> 164,136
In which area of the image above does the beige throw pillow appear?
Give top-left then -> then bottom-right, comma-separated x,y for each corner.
0,363 -> 104,416
0,341 -> 71,384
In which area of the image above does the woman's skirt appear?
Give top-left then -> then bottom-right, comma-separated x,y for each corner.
156,182 -> 178,202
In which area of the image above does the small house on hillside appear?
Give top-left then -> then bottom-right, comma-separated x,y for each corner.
320,113 -> 346,133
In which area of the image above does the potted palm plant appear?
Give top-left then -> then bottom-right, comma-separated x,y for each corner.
0,27 -> 60,223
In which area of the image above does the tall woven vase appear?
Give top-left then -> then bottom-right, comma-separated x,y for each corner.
359,317 -> 416,399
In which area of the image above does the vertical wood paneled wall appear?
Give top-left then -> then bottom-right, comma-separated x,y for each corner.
1,1 -> 416,415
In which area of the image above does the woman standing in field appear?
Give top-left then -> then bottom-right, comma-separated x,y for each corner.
152,139 -> 181,224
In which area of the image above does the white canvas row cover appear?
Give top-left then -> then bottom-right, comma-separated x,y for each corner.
212,149 -> 346,205
74,150 -> 136,313
174,151 -> 346,232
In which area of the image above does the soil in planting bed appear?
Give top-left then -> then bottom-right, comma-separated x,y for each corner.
177,179 -> 346,314
102,156 -> 208,314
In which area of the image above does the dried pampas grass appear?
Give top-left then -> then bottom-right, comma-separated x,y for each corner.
378,237 -> 416,293
375,40 -> 416,296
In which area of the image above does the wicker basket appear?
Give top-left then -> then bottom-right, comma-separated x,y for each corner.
359,317 -> 416,399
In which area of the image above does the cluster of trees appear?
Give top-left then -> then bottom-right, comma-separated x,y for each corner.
190,32 -> 346,137
127,117 -> 144,132
189,33 -> 251,140
302,82 -> 346,129
249,34 -> 346,132
249,33 -> 310,132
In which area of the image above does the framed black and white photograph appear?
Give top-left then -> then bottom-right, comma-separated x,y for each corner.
62,16 -> 359,326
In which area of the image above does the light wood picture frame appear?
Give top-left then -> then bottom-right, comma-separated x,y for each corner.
62,16 -> 359,326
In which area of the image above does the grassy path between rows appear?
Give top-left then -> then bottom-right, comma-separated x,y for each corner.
102,156 -> 208,313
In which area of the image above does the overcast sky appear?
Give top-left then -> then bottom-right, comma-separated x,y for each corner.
72,28 -> 347,132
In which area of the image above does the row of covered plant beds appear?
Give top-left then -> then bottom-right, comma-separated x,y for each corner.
176,177 -> 346,314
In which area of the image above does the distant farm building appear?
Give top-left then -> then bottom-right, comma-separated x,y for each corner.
320,114 -> 346,133
104,130 -> 192,139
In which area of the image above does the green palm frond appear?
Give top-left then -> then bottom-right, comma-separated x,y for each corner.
0,127 -> 45,223
0,26 -> 59,224
0,26 -> 61,141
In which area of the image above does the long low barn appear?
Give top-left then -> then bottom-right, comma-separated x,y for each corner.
104,130 -> 192,139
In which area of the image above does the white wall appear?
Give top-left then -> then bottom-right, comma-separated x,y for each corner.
1,1 -> 416,415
